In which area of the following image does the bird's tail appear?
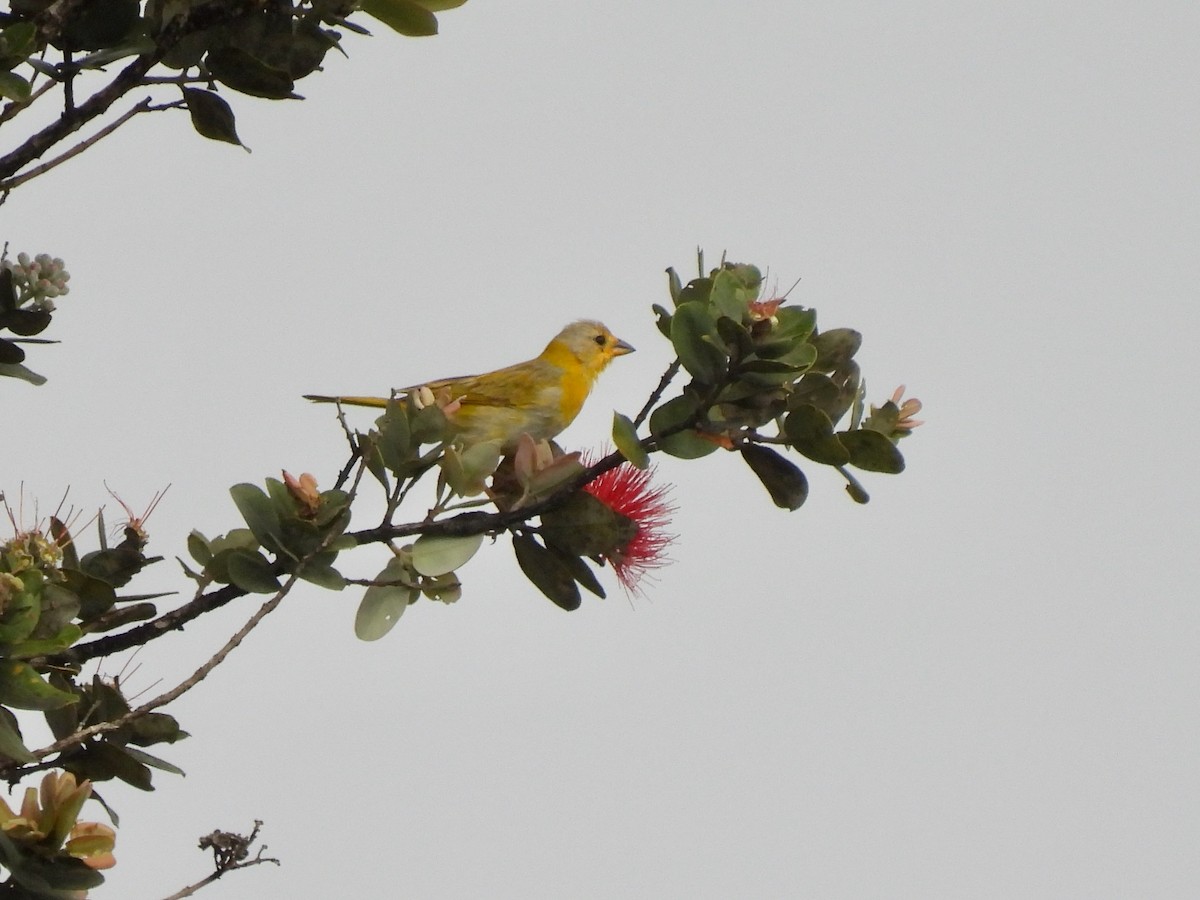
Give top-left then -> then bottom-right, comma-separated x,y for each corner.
303,394 -> 393,408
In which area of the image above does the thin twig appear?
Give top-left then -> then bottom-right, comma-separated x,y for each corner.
161,821 -> 280,900
633,360 -> 681,427
29,571 -> 303,763
0,79 -> 60,126
0,97 -> 155,191
0,52 -> 158,182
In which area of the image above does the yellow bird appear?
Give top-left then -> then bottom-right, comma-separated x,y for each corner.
304,320 -> 634,451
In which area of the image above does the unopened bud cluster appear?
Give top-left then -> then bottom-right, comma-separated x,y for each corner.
4,252 -> 71,311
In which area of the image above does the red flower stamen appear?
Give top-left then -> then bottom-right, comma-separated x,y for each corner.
583,459 -> 675,594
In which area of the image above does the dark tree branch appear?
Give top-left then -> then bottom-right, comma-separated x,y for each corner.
44,580 -> 250,668
0,97 -> 156,191
0,54 -> 160,182
0,0 -> 266,185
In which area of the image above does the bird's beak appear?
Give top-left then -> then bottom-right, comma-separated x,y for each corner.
612,337 -> 635,356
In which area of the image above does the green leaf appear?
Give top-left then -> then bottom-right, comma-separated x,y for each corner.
58,0 -> 139,50
358,431 -> 391,491
360,0 -> 439,36
82,602 -> 156,633
32,583 -> 80,639
0,71 -> 30,101
44,675 -> 80,741
441,441 -> 502,496
355,557 -> 417,641
229,483 -> 283,553
126,710 -> 188,748
376,401 -> 412,457
0,362 -> 47,385
665,267 -> 682,304
71,740 -> 153,791
186,530 -> 212,566
121,745 -> 185,776
612,412 -> 648,469
811,328 -> 862,372
75,35 -> 155,68
783,404 -> 851,466
50,517 -> 79,570
1,307 -> 52,336
410,0 -> 468,10
4,848 -> 105,894
411,533 -> 484,577
183,88 -> 247,149
845,480 -> 870,504
62,568 -> 117,621
0,709 -> 34,763
677,276 -> 712,306
0,21 -> 36,65
6,624 -> 82,659
0,337 -> 25,364
0,659 -> 79,711
838,429 -> 905,474
522,454 -> 587,503
512,534 -> 581,611
205,46 -> 297,99
740,444 -> 808,510
0,575 -> 40,644
657,430 -> 720,459
772,305 -> 817,342
709,268 -> 751,321
671,302 -> 726,383
647,394 -> 717,458
226,549 -> 281,594
648,393 -> 699,439
552,549 -> 605,599
297,557 -> 345,590
716,315 -> 754,360
652,303 -> 673,338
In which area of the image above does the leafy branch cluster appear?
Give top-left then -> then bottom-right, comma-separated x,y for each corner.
0,0 -> 466,387
0,251 -> 920,894
0,4 -> 926,896
0,0 -> 465,188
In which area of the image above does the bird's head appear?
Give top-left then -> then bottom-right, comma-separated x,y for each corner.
544,320 -> 635,376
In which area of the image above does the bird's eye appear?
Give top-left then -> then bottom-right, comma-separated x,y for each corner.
593,334 -> 607,347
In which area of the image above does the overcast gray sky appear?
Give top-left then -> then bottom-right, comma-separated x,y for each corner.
5,2 -> 1199,897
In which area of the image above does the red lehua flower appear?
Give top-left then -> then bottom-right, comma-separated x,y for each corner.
583,458 -> 676,594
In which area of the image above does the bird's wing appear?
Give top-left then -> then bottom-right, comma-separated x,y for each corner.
405,359 -> 554,409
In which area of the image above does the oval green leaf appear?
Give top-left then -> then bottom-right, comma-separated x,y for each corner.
184,88 -> 245,147
612,412 -> 648,469
784,404 -> 851,466
671,302 -> 726,383
206,46 -> 297,99
740,444 -> 809,510
657,429 -> 719,460
811,328 -> 862,372
838,429 -> 905,474
360,0 -> 439,36
512,534 -> 581,611
0,710 -> 34,763
229,483 -> 283,552
356,558 -> 417,641
226,549 -> 281,594
0,659 -> 79,711
411,533 -> 484,577
298,557 -> 346,590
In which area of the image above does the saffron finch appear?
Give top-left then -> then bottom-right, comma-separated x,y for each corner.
305,320 -> 634,451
